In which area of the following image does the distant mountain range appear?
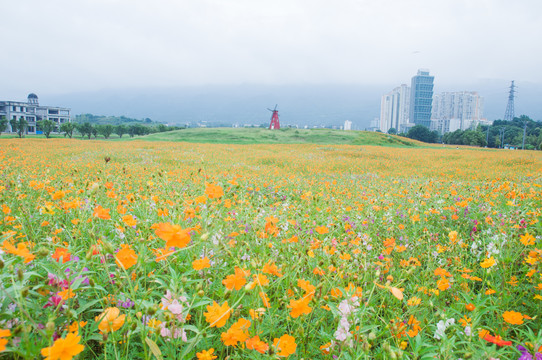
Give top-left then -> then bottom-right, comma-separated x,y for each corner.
42,82 -> 541,128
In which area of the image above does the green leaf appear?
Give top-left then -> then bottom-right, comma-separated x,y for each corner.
145,337 -> 164,360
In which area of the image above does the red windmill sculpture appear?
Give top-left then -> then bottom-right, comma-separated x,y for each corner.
268,105 -> 280,130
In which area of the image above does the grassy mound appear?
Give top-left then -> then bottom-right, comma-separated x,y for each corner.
135,127 -> 421,146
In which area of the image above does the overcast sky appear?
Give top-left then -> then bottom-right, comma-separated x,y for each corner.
1,0 -> 541,97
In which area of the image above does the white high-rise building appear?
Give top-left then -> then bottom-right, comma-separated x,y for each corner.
344,120 -> 352,130
379,84 -> 410,133
431,91 -> 484,132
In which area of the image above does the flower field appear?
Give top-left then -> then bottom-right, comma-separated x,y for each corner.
1,138 -> 541,359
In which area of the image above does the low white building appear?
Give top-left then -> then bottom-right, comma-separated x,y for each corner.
0,93 -> 71,134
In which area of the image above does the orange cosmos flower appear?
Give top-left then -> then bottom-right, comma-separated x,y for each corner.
205,183 -> 224,199
96,307 -> 125,333
122,215 -> 137,227
220,318 -> 251,346
287,297 -> 312,318
2,241 -> 35,263
204,301 -> 231,328
273,334 -> 297,357
222,267 -> 249,290
52,247 -> 71,263
152,247 -> 174,262
93,205 -> 110,220
40,332 -> 84,360
484,333 -> 512,347
154,222 -> 191,248
502,310 -> 524,325
465,303 -> 475,312
192,257 -> 211,271
246,336 -> 269,354
406,315 -> 421,337
51,190 -> 66,201
196,348 -> 217,360
259,292 -> 271,308
262,261 -> 283,277
315,226 -> 329,235
520,233 -> 535,246
0,329 -> 11,352
480,257 -> 496,268
115,244 -> 137,270
437,277 -> 450,291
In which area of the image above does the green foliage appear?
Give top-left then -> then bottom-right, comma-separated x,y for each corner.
37,119 -> 56,139
443,129 -> 486,147
10,117 -> 28,138
76,122 -> 94,139
387,127 -> 397,135
114,124 -> 127,138
97,124 -> 114,139
406,125 -> 439,143
0,116 -> 8,135
60,122 -> 76,138
479,115 -> 542,149
74,113 -> 158,126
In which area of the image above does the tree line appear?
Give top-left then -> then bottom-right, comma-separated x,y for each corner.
0,116 -> 184,139
386,115 -> 542,149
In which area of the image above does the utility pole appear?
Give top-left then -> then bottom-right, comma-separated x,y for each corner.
486,125 -> 490,147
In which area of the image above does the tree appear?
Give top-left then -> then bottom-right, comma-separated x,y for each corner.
406,125 -> 438,143
115,124 -> 127,138
97,124 -> 114,139
387,128 -> 397,135
0,116 -> 7,136
37,119 -> 55,139
91,125 -> 98,139
76,122 -> 93,139
60,122 -> 76,138
10,117 -> 28,138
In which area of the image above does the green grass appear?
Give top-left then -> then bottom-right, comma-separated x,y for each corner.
126,127 -> 422,147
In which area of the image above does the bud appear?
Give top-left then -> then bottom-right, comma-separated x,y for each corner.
89,278 -> 95,287
197,290 -> 205,297
37,247 -> 49,258
368,332 -> 376,341
21,287 -> 29,298
147,306 -> 157,315
181,276 -> 188,284
200,233 -> 209,241
17,268 -> 24,281
45,321 -> 55,334
0,259 -> 3,269
131,322 -> 137,331
244,282 -> 255,291
101,241 -> 114,254
375,269 -> 381,277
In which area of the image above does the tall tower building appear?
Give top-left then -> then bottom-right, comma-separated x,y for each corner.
409,69 -> 434,128
379,84 -> 410,133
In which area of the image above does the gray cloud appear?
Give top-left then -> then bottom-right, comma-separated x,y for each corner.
2,0 -> 541,96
